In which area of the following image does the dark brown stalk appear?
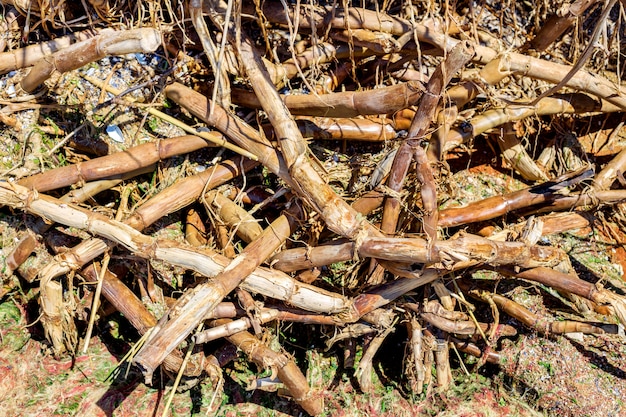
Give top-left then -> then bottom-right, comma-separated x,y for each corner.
18,135 -> 215,192
497,267 -> 626,325
380,41 -> 474,238
450,337 -> 501,364
214,319 -> 323,415
472,290 -> 606,335
132,204 -> 303,381
438,166 -> 593,228
524,0 -> 598,51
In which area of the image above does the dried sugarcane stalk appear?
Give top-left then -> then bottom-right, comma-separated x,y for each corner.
406,316 -> 426,393
213,319 -> 323,415
355,315 -> 397,392
524,190 -> 626,215
288,117 -> 396,142
18,135 -> 213,192
524,0 -> 598,52
132,203 -> 303,380
270,231 -> 566,272
469,289 -> 607,335
230,80 -> 425,118
434,339 -> 453,392
450,337 -> 501,364
381,41 -> 474,240
20,28 -> 161,92
4,230 -> 38,276
204,189 -> 263,243
593,147 -> 626,190
438,166 -> 593,227
0,28 -> 98,73
234,32 -> 380,240
495,123 -> 548,181
497,266 -> 626,325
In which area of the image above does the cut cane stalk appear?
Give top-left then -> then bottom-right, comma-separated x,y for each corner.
469,289 -> 608,335
213,319 -> 323,415
0,28 -> 99,74
230,80 -> 425,118
204,189 -> 263,243
270,232 -> 565,272
20,28 -> 161,92
438,166 -> 594,227
17,135 -> 214,192
497,266 -> 626,326
234,32 -> 381,239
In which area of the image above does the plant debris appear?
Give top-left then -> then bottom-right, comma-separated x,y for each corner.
1,0 -> 626,416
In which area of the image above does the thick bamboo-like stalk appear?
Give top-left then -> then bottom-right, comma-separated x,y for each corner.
132,204 -> 303,380
495,123 -> 548,181
471,290 -> 606,335
525,190 -> 626,215
434,340 -> 452,392
5,230 -> 38,275
230,81 -> 424,118
0,28 -> 98,74
270,232 -> 565,272
20,28 -> 161,92
524,0 -> 598,51
18,135 -> 212,192
289,117 -> 396,141
593,147 -> 626,190
204,190 -> 263,243
39,280 -> 76,356
214,319 -> 323,416
438,166 -> 593,227
235,33 -> 379,240
498,267 -> 626,325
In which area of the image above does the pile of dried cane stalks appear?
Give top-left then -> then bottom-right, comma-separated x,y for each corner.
1,0 -> 626,415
